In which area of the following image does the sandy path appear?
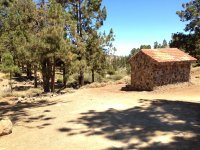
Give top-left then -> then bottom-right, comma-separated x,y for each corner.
0,84 -> 200,150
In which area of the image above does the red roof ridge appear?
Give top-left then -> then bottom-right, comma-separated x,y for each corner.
140,48 -> 197,63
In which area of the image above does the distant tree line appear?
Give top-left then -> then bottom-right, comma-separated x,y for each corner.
154,39 -> 168,49
129,39 -> 168,57
109,55 -> 129,71
0,0 -> 115,92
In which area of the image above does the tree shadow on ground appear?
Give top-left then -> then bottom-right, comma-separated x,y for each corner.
64,99 -> 200,150
0,100 -> 58,129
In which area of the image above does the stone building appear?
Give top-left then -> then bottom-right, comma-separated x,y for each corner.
129,48 -> 197,90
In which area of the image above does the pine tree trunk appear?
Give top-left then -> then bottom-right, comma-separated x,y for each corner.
42,58 -> 50,92
22,63 -> 25,72
51,55 -> 56,92
34,65 -> 38,88
50,55 -> 56,93
79,69 -> 84,87
9,71 -> 12,93
26,63 -> 32,79
60,65 -> 62,72
63,63 -> 67,88
92,69 -> 95,83
77,0 -> 84,87
78,0 -> 82,37
42,75 -> 50,93
76,3 -> 79,33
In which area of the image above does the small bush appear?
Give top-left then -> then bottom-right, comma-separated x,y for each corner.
126,66 -> 131,74
107,69 -> 115,75
115,76 -> 131,84
12,88 -> 43,98
109,75 -> 123,81
68,81 -> 79,89
28,88 -> 42,95
0,92 -> 13,98
0,86 -> 12,98
2,74 -> 10,79
84,73 -> 91,84
193,63 -> 200,67
95,73 -> 104,82
57,78 -> 63,84
71,73 -> 79,82
68,75 -> 75,84
83,82 -> 107,88
14,72 -> 22,77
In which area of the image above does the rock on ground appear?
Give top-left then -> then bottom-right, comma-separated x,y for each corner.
0,117 -> 13,136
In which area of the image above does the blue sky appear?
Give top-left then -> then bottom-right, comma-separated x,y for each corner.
101,0 -> 189,55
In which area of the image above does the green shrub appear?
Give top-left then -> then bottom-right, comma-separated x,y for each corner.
0,88 -> 12,98
109,75 -> 123,81
84,73 -> 91,84
57,78 -> 63,84
83,82 -> 107,88
107,69 -> 115,75
95,73 -> 104,82
193,63 -> 200,67
71,73 -> 79,81
126,66 -> 131,74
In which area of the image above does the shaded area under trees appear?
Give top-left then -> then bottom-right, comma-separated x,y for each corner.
60,99 -> 200,150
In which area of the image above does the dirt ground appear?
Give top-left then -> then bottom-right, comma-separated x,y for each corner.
0,68 -> 200,150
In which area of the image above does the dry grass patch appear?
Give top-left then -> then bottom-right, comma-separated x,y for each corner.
82,76 -> 131,89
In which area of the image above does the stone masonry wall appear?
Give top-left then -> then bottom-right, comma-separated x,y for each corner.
153,62 -> 191,86
129,51 -> 192,91
130,52 -> 155,90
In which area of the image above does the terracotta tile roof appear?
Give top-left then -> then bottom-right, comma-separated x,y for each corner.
141,48 -> 197,63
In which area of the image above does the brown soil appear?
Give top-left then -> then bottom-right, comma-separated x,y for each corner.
0,68 -> 200,150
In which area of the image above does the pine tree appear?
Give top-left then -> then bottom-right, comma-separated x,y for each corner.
140,45 -> 151,49
0,0 -> 115,92
162,39 -> 168,48
154,41 -> 158,49
171,0 -> 200,62
177,0 -> 200,33
170,33 -> 197,56
0,0 -> 37,78
86,30 -> 103,82
57,0 -> 109,86
153,40 -> 168,49
0,51 -> 19,93
38,0 -> 73,92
